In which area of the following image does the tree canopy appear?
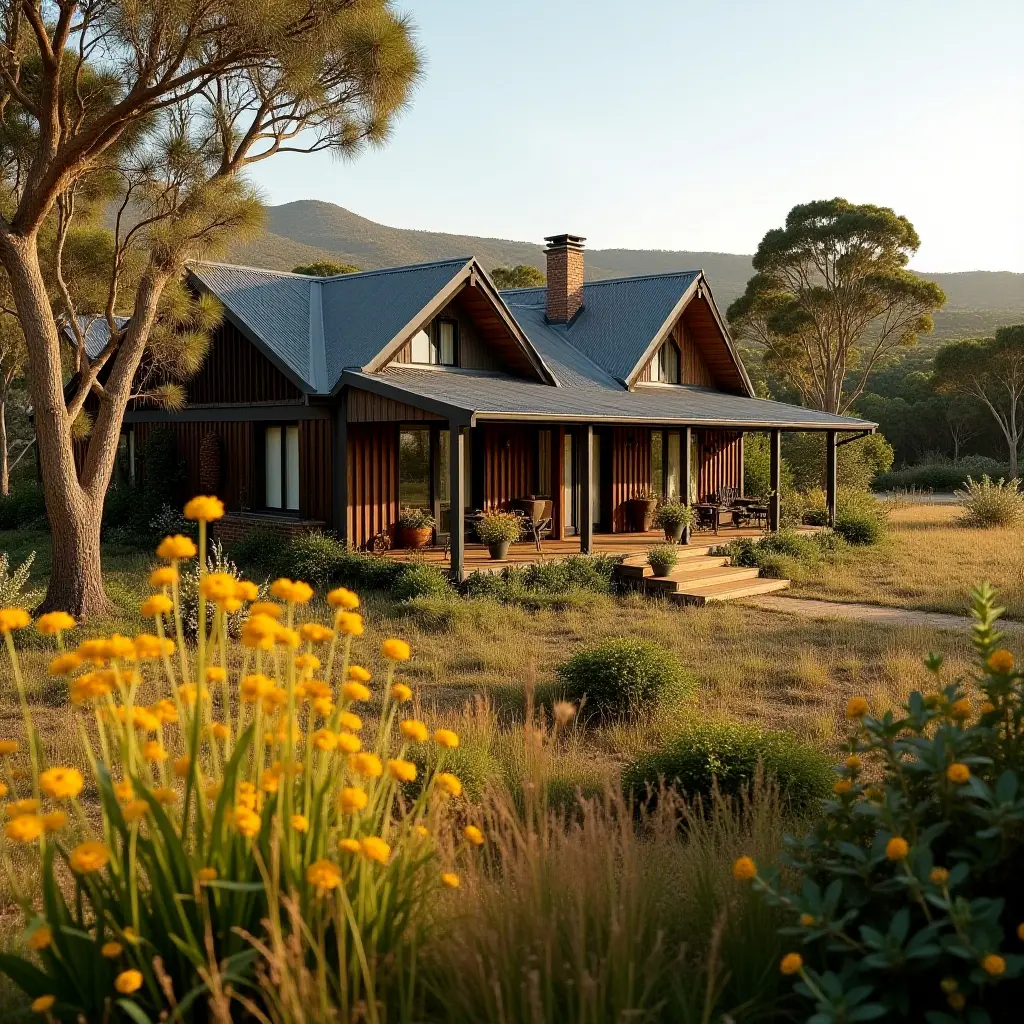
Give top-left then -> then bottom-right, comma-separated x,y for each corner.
293,260 -> 361,277
491,264 -> 545,290
727,198 -> 946,415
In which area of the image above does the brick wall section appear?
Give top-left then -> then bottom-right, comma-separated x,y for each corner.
215,513 -> 326,546
544,234 -> 585,322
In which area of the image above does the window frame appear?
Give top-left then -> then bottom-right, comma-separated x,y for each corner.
656,339 -> 681,384
409,319 -> 459,367
258,421 -> 301,516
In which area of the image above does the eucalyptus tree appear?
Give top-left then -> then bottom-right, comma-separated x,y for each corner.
0,0 -> 422,614
727,198 -> 946,415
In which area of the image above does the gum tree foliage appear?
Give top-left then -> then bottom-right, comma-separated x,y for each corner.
933,327 -> 1024,480
292,259 -> 360,276
727,199 -> 946,415
490,264 -> 545,290
0,0 -> 423,614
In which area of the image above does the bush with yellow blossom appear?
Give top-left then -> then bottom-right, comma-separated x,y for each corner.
735,584 -> 1024,1023
0,497 -> 476,1022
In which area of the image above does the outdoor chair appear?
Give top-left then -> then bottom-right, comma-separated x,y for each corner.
510,498 -> 554,552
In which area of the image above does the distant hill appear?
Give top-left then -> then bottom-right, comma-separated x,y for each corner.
227,200 -> 1024,342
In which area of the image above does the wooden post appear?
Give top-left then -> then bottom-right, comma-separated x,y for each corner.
449,424 -> 465,583
579,424 -> 594,554
331,391 -> 348,541
681,425 -> 693,544
769,428 -> 782,532
826,429 -> 838,527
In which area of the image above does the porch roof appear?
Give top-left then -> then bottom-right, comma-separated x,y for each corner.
344,366 -> 873,431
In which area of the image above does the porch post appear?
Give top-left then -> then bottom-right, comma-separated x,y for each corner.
449,424 -> 465,582
826,430 -> 838,527
579,424 -> 594,554
768,428 -> 782,532
331,390 -> 348,541
681,425 -> 693,544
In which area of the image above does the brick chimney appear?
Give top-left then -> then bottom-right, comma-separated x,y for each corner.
544,233 -> 586,323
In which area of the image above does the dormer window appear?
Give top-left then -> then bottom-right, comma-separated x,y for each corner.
657,339 -> 681,383
410,318 -> 458,366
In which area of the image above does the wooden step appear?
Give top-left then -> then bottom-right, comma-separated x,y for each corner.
672,578 -> 791,605
644,565 -> 761,593
616,546 -> 713,577
616,554 -> 728,580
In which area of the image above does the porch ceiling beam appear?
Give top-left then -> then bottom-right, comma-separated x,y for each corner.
123,404 -> 330,422
470,412 -> 871,431
835,429 -> 874,446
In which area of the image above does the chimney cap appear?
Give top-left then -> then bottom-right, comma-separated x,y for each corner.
544,233 -> 586,250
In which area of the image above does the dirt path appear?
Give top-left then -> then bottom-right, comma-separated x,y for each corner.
745,595 -> 1024,634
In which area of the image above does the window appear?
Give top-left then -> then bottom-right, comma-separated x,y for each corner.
537,430 -> 552,497
398,428 -> 432,511
264,425 -> 300,512
650,430 -> 664,497
666,431 -> 681,498
657,339 -> 681,383
437,428 -> 472,534
409,320 -> 458,366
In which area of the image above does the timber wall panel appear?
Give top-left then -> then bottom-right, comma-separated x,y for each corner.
610,427 -> 651,533
636,323 -> 715,387
697,429 -> 743,501
347,389 -> 442,422
300,419 -> 332,523
483,425 -> 535,509
347,424 -> 399,549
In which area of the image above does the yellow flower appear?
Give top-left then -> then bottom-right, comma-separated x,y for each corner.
249,602 -> 281,619
732,856 -> 757,881
435,772 -> 462,797
7,798 -> 39,818
434,729 -> 459,749
240,673 -> 275,701
300,623 -> 334,644
981,700 -> 997,715
234,579 -> 258,602
70,841 -> 110,874
339,837 -> 361,854
232,806 -> 261,838
348,665 -> 372,682
101,941 -> 123,958
799,913 -> 815,926
269,578 -> 314,604
381,638 -> 411,662
295,653 -> 321,673
361,836 -> 391,864
930,867 -> 950,885
204,782 -> 221,803
41,811 -> 67,833
183,495 -> 225,521
122,927 -> 141,945
415,825 -> 429,838
291,814 -> 309,833
209,722 -> 230,742
36,611 -> 76,635
845,696 -> 869,719
31,995 -> 56,1013
200,572 -> 237,604
177,684 -> 210,707
306,859 -> 342,891
350,752 -> 381,777
400,719 -> 428,743
156,534 -> 197,561
197,867 -> 218,883
149,566 -> 178,588
441,871 -> 460,889
950,698 -> 972,721
173,756 -> 193,778
141,594 -> 173,618
339,787 -> 368,812
153,698 -> 178,724
833,779 -> 852,795
981,953 -> 1006,976
780,953 -> 803,975
27,926 -> 52,951
988,649 -> 1015,674
4,815 -> 43,843
133,634 -> 173,660
39,766 -> 84,800
844,754 -> 861,773
391,682 -> 413,702
275,627 -> 301,650
206,666 -> 227,683
387,758 -> 417,783
312,696 -> 335,718
0,607 -> 30,633
115,779 -> 134,802
338,712 -> 362,732
1017,922 -> 1024,941
885,837 -> 910,861
0,739 -> 18,756
464,825 -> 485,846
48,652 -> 82,676
947,763 -> 971,784
115,968 -> 143,994
142,740 -> 167,762
947,992 -> 965,1011
342,680 -> 371,702
327,587 -> 360,609
122,800 -> 150,824
335,611 -> 364,636
77,638 -> 109,664
312,729 -> 338,752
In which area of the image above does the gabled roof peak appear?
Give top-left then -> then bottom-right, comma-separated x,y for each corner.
192,256 -> 473,284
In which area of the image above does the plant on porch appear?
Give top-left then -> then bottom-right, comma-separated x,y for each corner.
395,507 -> 437,550
652,500 -> 696,543
474,510 -> 523,560
646,544 -> 680,577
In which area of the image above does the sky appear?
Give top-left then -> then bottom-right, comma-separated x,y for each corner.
250,0 -> 1024,273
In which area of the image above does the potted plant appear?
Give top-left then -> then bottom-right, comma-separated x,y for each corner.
625,489 -> 658,532
395,507 -> 436,549
647,544 -> 679,577
475,510 -> 522,560
652,499 -> 696,543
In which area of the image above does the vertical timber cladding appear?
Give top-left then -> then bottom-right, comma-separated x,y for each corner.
697,429 -> 743,500
299,419 -> 332,523
482,424 -> 535,509
610,427 -> 652,533
346,424 -> 399,550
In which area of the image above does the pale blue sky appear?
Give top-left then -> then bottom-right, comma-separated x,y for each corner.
251,1 -> 1024,272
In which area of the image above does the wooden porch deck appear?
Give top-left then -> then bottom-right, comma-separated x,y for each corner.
382,526 -> 818,577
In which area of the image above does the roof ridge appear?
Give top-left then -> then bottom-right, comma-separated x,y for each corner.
320,257 -> 473,282
501,269 -> 703,299
192,256 -> 473,282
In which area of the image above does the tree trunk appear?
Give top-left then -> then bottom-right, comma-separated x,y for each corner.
44,488 -> 108,614
0,394 -> 8,497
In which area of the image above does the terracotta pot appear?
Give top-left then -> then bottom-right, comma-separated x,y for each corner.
398,526 -> 433,550
627,498 -> 657,532
488,539 -> 511,560
663,522 -> 685,543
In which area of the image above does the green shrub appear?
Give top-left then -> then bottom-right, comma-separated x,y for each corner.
392,562 -> 453,601
647,543 -> 679,576
0,482 -> 47,530
622,720 -> 833,808
286,530 -> 348,588
460,554 -> 620,605
475,510 -> 522,545
802,486 -> 829,526
832,488 -> 887,545
226,528 -> 284,575
745,585 -> 1024,1021
874,455 -> 1009,492
745,432 -> 795,498
785,431 -> 894,492
556,637 -> 694,719
955,474 -> 1024,528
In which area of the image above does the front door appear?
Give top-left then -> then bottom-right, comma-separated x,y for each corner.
563,431 -> 577,534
